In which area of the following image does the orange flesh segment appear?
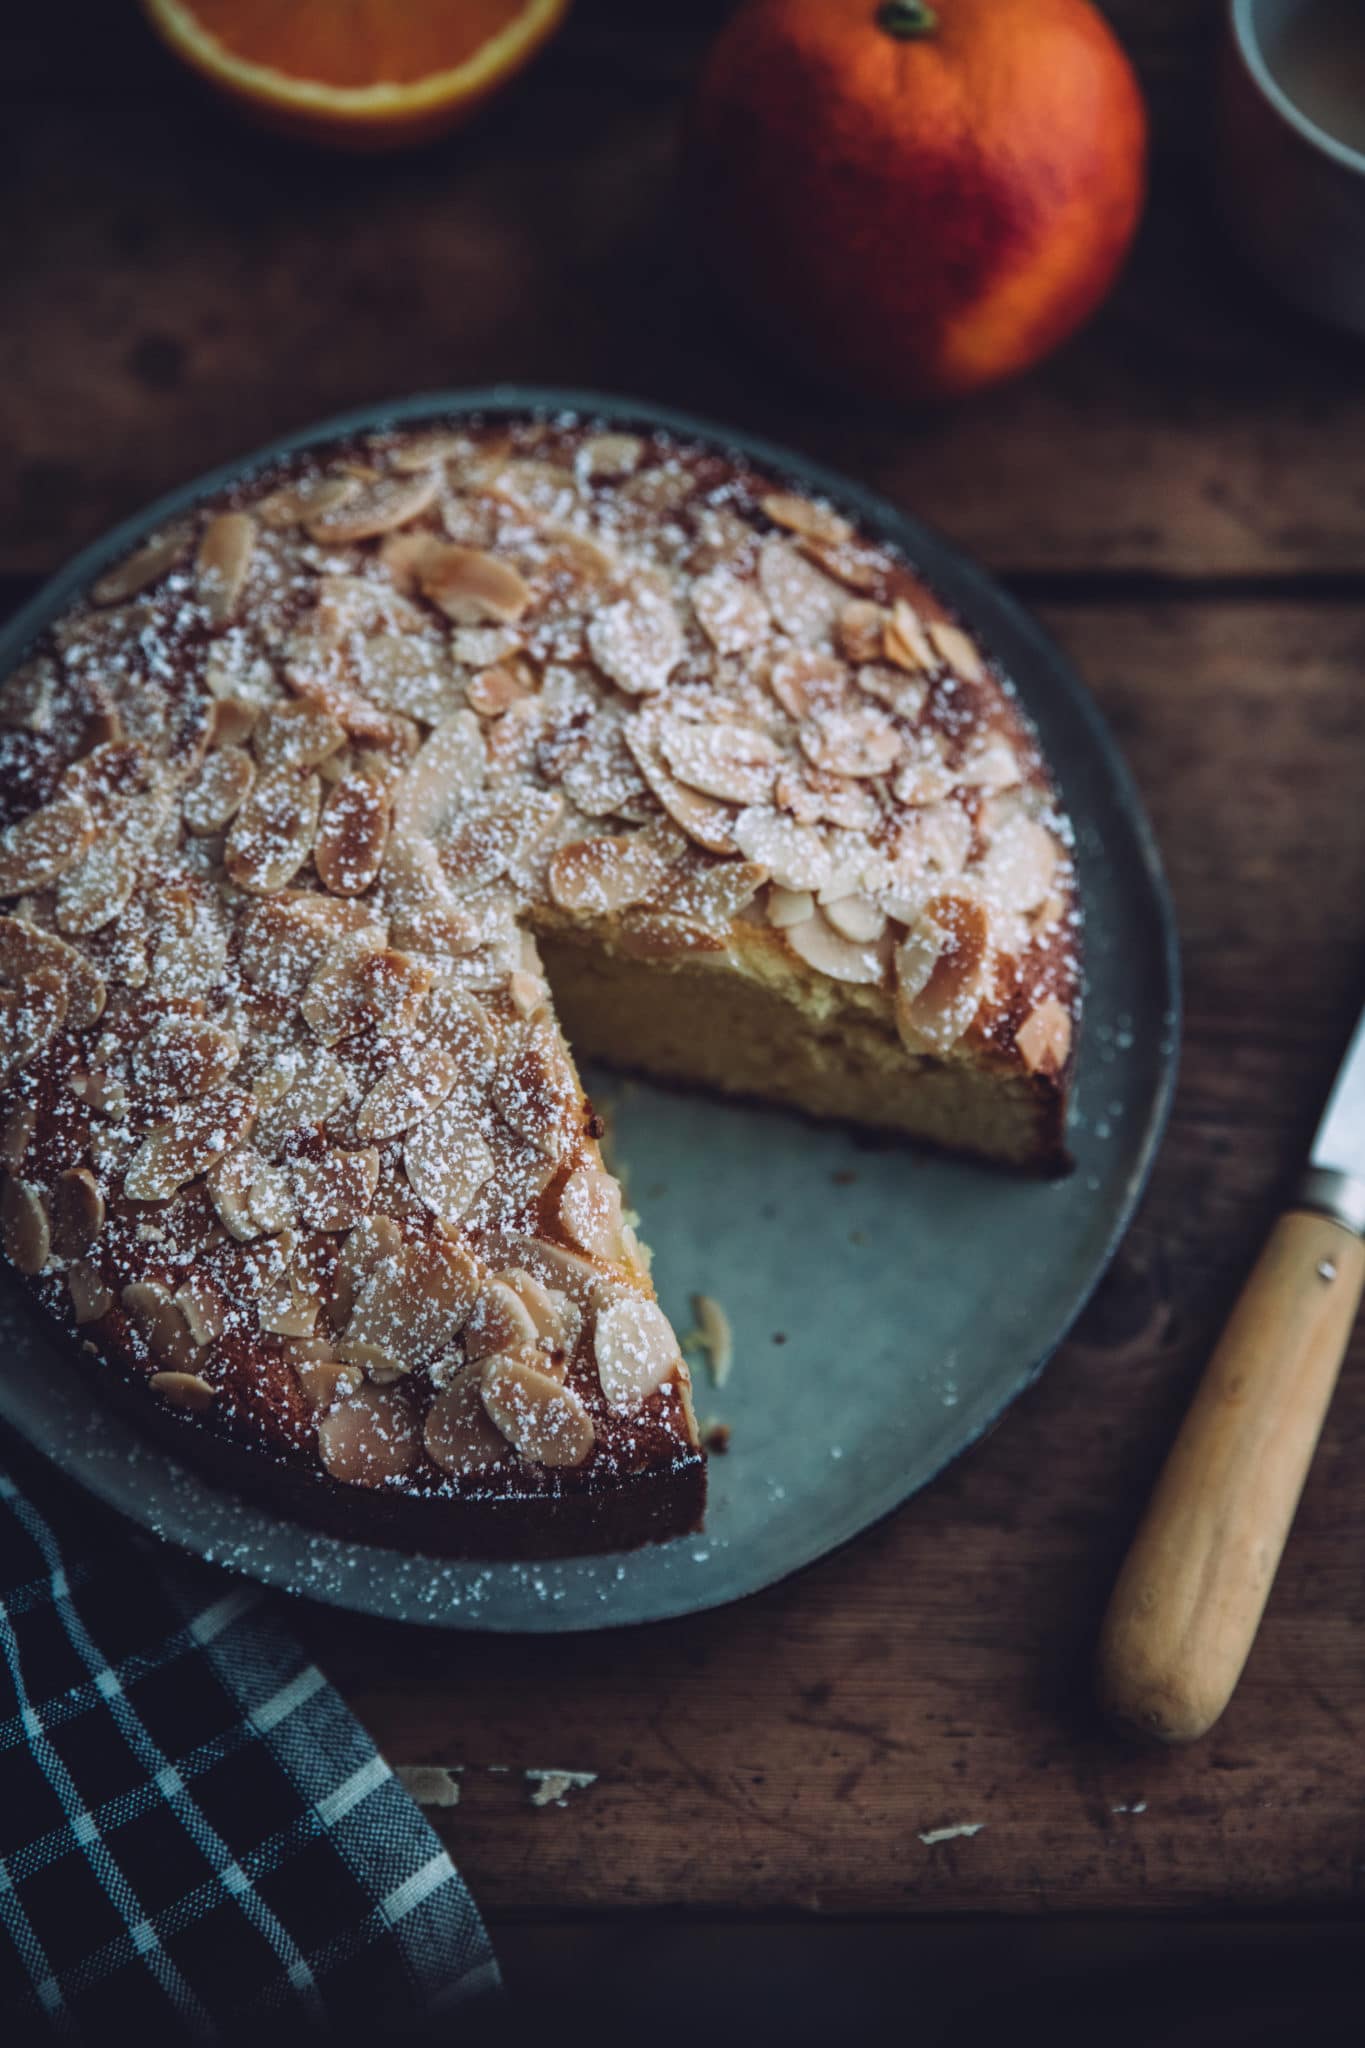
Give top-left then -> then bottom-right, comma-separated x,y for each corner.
183,0 -> 543,89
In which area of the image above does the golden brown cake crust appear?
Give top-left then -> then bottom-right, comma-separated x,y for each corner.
0,413 -> 1079,1558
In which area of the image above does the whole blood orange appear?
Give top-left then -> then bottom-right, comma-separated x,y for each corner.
688,0 -> 1147,401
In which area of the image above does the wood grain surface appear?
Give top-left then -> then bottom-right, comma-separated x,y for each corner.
10,0 -> 1365,1926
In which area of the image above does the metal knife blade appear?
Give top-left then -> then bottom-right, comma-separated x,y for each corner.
1312,1003 -> 1365,1181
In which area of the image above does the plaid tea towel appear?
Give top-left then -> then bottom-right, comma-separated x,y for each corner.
0,1429 -> 498,2039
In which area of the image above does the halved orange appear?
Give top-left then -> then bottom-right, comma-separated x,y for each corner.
140,0 -> 572,151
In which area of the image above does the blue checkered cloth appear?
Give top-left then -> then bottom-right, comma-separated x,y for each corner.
0,1431 -> 498,2038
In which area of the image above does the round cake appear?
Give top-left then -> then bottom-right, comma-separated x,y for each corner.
0,412 -> 1079,1557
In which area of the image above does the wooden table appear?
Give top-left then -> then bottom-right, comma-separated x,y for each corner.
8,3 -> 1365,2033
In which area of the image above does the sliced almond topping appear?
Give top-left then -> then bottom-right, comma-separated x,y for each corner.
465,664 -> 535,719
404,1106 -> 495,1231
48,1168 -> 104,1260
306,469 -> 440,543
956,736 -> 1022,795
208,1146 -> 296,1240
339,1232 -> 481,1378
301,938 -> 431,1046
90,528 -> 189,606
761,491 -> 852,544
175,1272 -> 227,1347
821,892 -> 888,945
0,969 -> 69,1083
854,661 -> 929,723
799,704 -> 901,780
622,720 -> 739,856
329,1213 -> 403,1328
238,892 -> 379,999
692,1293 -> 734,1386
390,430 -> 469,472
465,1278 -> 540,1363
649,857 -> 768,928
392,711 -> 486,843
424,1369 -> 511,1474
782,913 -> 887,985
499,1265 -> 582,1360
480,1348 -> 595,1467
67,1072 -> 126,1118
149,1370 -> 216,1413
892,733 -> 957,808
317,1383 -> 421,1486
774,765 -> 879,833
799,534 -> 883,593
209,695 -> 262,749
558,1162 -> 627,1262
766,884 -> 815,929
976,801 -> 1059,917
124,1088 -> 257,1203
183,745 -> 255,834
929,619 -> 986,683
293,1356 -> 365,1412
659,717 -> 780,806
68,1258 -> 113,1323
133,1018 -> 240,1099
587,588 -> 684,697
354,627 -> 462,723
224,767 -> 321,895
197,512 -> 256,625
757,535 -> 843,644
883,600 -> 936,673
1016,995 -> 1073,1075
593,1295 -> 679,1413
0,919 -> 105,1033
258,1254 -> 321,1341
837,600 -> 889,664
356,1040 -> 457,1144
255,702 -> 346,772
384,844 -> 483,958
0,1102 -> 34,1173
489,1234 -> 623,1310
767,649 -> 848,721
732,807 -> 831,892
292,1146 -> 380,1233
251,1047 -> 352,1158
1,1175 -> 50,1273
508,969 -> 548,1020
54,834 -> 139,938
423,983 -> 502,1067
691,566 -> 770,655
123,1282 -> 201,1370
579,432 -> 644,480
315,775 -> 391,896
492,1018 -> 578,1158
547,833 -> 676,916
256,471 -> 359,530
418,544 -> 530,625
895,893 -> 993,1054
0,796 -> 94,897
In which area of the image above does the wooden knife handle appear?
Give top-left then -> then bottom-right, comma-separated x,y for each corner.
1097,1208 -> 1365,1745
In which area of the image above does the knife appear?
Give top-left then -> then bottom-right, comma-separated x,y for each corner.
1096,1007 -> 1365,1744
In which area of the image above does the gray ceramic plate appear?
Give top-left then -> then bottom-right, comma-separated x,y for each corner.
0,390 -> 1179,1632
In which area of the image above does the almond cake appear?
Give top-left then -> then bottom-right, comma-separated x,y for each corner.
0,414 -> 1079,1558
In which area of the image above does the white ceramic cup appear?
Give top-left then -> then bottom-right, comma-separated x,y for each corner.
1217,0 -> 1365,333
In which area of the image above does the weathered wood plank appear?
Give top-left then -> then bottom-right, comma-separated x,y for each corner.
299,600 -> 1365,1914
4,3 -> 1364,581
